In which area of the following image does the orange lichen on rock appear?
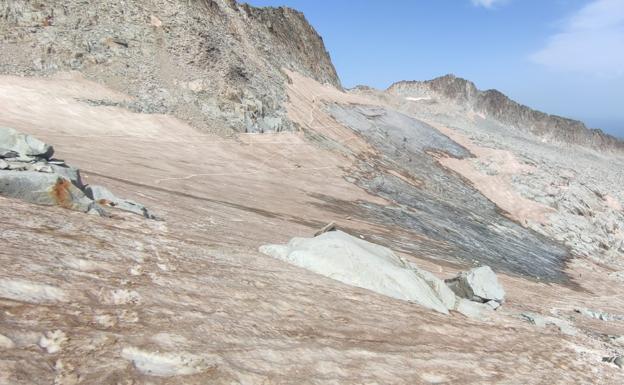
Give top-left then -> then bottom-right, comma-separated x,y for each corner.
50,178 -> 74,209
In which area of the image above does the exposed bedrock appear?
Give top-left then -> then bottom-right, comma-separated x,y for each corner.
0,126 -> 158,219
0,0 -> 339,134
325,104 -> 569,281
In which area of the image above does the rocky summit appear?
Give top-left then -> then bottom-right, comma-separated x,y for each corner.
0,1 -> 623,385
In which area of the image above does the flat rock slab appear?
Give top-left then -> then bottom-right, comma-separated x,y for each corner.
326,103 -> 569,282
85,184 -> 158,219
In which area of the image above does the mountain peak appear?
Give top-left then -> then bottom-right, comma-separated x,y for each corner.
387,75 -> 624,152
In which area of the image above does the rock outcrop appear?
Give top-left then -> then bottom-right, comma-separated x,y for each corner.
575,308 -> 624,322
0,0 -> 340,133
0,126 -> 54,159
445,266 -> 506,304
388,75 -> 624,152
0,126 -> 157,219
260,230 -> 507,318
85,185 -> 159,219
0,171 -> 92,211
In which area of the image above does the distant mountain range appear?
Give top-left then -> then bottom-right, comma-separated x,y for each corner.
387,75 -> 624,152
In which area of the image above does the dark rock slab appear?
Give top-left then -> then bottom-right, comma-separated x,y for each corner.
325,104 -> 569,282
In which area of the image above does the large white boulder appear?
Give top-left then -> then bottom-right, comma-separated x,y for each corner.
260,230 -> 454,314
445,266 -> 505,304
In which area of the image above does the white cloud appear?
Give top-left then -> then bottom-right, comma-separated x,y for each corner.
471,0 -> 507,8
530,0 -> 624,77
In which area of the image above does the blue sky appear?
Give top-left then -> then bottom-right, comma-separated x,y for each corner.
247,0 -> 624,138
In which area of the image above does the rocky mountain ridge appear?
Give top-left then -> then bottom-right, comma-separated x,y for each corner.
0,0 -> 339,133
388,75 -> 624,152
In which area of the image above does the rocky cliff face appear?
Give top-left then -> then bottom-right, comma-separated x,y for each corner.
0,0 -> 339,133
388,75 -> 624,152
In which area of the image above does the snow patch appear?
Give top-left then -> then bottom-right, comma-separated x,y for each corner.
0,278 -> 67,303
122,347 -> 214,376
38,330 -> 68,353
0,334 -> 15,349
110,289 -> 141,305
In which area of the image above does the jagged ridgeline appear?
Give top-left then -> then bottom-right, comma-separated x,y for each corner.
0,0 -> 339,133
388,75 -> 624,152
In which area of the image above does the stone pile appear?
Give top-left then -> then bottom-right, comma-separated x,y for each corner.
0,126 -> 158,219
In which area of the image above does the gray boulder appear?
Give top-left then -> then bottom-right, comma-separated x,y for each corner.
86,202 -> 110,217
49,164 -> 84,188
0,171 -> 92,211
84,185 -> 158,219
0,127 -> 54,159
84,185 -> 117,203
445,266 -> 505,304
